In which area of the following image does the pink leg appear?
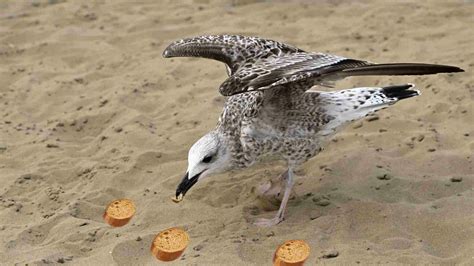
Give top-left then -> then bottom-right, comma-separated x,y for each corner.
254,168 -> 294,227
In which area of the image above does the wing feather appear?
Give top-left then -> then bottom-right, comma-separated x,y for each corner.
163,35 -> 464,97
163,35 -> 304,75
218,53 -> 371,95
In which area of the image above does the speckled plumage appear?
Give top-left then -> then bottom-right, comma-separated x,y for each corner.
165,35 -> 463,226
215,84 -> 416,170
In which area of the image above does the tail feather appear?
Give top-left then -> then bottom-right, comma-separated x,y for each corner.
381,84 -> 420,100
316,84 -> 420,136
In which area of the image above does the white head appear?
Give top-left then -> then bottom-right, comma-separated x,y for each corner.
175,131 -> 232,199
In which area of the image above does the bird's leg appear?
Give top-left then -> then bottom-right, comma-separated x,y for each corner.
254,168 -> 294,227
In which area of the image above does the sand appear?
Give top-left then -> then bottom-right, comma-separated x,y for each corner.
0,0 -> 473,265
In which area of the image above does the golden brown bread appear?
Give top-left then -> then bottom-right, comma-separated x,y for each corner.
103,198 -> 136,227
273,240 -> 310,266
150,227 -> 189,261
171,194 -> 183,203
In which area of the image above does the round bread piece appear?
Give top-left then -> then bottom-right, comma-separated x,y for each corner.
273,240 -> 310,266
103,199 -> 136,227
151,227 -> 189,261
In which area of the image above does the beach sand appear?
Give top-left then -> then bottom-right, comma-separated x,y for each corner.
1,0 -> 473,264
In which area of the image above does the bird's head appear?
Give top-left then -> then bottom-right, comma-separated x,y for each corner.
175,131 -> 231,200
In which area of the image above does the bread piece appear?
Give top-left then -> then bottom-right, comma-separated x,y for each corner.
171,194 -> 183,203
273,240 -> 310,266
103,199 -> 136,227
151,227 -> 189,261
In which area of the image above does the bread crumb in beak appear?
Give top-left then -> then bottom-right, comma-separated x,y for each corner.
172,194 -> 183,203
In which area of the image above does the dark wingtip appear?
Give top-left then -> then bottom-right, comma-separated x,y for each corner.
432,64 -> 464,73
162,46 -> 173,58
342,63 -> 465,77
440,65 -> 464,73
452,66 -> 465,72
162,39 -> 182,58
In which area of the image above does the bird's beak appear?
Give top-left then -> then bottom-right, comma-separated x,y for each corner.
175,171 -> 201,200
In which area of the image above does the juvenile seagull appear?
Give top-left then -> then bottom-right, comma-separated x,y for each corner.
163,35 -> 463,226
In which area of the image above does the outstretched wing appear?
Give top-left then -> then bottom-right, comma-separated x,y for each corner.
218,53 -> 464,96
162,35 -> 304,75
163,35 -> 464,97
218,52 -> 371,95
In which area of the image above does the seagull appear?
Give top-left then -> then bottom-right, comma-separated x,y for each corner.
163,35 -> 463,226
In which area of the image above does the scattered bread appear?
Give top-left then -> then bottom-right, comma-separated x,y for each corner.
171,194 -> 183,203
151,227 -> 189,261
273,240 -> 310,266
103,198 -> 136,227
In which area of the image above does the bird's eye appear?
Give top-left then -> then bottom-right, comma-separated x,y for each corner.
202,155 -> 213,163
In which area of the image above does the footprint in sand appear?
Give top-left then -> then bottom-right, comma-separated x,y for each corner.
111,234 -> 156,265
